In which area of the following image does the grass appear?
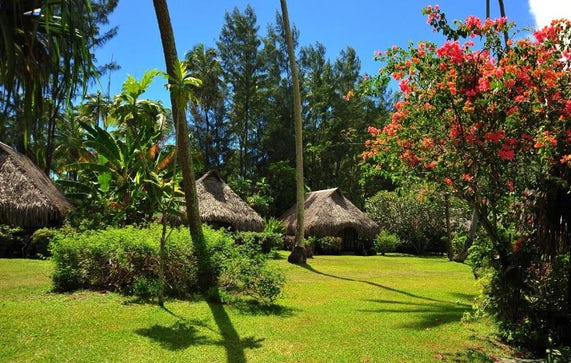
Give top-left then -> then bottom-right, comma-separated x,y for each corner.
0,252 -> 518,362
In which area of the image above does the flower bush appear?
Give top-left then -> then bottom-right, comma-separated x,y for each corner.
361,6 -> 571,351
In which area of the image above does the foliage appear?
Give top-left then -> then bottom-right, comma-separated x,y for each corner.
482,241 -> 570,351
184,43 -> 230,171
228,177 -> 274,217
0,225 -> 26,258
59,71 -> 182,227
50,225 -> 198,296
365,188 -> 457,254
217,5 -> 264,179
50,224 -> 285,304
263,217 -> 286,235
362,7 -> 571,350
204,228 -> 285,305
373,230 -> 400,255
307,236 -> 344,255
234,231 -> 283,254
30,228 -> 57,259
0,0 -> 118,172
215,245 -> 285,306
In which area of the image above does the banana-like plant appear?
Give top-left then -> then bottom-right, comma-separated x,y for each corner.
59,71 -> 181,226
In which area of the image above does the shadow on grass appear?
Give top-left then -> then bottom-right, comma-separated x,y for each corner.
207,301 -> 264,363
299,263 -> 469,306
298,262 -> 473,330
135,302 -> 264,363
229,299 -> 296,317
135,320 -> 211,350
362,298 -> 470,329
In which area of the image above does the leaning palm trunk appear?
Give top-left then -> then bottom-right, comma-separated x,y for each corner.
280,0 -> 306,264
152,0 -> 210,291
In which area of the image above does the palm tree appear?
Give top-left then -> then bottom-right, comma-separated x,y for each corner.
280,0 -> 306,264
184,44 -> 227,170
152,0 -> 210,296
485,0 -> 509,47
0,0 -> 117,172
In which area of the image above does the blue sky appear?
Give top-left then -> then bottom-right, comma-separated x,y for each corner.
91,1 -> 565,104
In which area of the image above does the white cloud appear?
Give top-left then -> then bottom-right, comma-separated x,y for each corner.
529,0 -> 571,28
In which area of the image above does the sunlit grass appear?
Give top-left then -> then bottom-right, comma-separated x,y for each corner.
0,253 -> 517,362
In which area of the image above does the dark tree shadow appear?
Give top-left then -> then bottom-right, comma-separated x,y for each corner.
361,299 -> 470,329
135,302 -> 264,362
229,299 -> 297,317
207,301 -> 264,363
135,320 -> 211,350
299,262 -> 470,306
298,262 -> 473,329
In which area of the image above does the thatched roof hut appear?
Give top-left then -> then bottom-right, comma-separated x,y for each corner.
281,187 -> 380,245
0,142 -> 71,228
194,170 -> 264,232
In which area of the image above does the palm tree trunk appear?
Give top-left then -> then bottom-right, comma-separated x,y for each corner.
152,0 -> 210,290
497,0 -> 510,48
281,0 -> 306,264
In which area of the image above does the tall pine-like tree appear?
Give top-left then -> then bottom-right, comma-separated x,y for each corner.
217,5 -> 264,179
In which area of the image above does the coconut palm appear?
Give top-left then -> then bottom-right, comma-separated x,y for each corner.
280,0 -> 306,264
184,44 -> 228,170
152,0 -> 210,295
0,0 -> 117,172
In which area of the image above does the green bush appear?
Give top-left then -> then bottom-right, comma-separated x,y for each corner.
50,224 -> 286,305
234,231 -> 283,254
30,228 -> 56,258
263,217 -> 285,235
373,230 -> 399,255
216,245 -> 285,306
308,236 -> 343,255
204,228 -> 285,305
50,225 -> 198,297
365,188 -> 466,254
0,225 -> 27,258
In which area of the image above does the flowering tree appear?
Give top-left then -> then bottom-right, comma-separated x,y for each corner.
362,6 -> 571,349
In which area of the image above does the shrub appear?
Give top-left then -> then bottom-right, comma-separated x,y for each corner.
216,245 -> 285,306
30,228 -> 56,258
50,225 -> 198,297
0,225 -> 27,258
204,229 -> 285,305
263,217 -> 285,235
50,224 -> 286,305
234,231 -> 283,254
308,236 -> 343,255
365,187 -> 467,254
373,230 -> 399,255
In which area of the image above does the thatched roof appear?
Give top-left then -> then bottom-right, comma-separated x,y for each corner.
0,142 -> 71,228
281,187 -> 380,240
194,170 -> 264,232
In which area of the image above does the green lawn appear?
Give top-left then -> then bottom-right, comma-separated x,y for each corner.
0,253 -> 516,362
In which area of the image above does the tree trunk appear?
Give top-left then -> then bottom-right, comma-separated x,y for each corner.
281,0 -> 306,264
158,217 -> 167,306
497,0 -> 510,49
454,209 -> 479,263
152,0 -> 210,290
445,193 -> 453,261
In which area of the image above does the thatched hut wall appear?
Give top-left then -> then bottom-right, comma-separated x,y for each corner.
281,188 -> 380,241
0,142 -> 70,228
